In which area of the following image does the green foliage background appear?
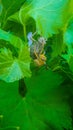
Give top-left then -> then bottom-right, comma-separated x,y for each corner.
0,0 -> 73,130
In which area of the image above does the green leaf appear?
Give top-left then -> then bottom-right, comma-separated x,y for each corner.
62,17 -> 73,62
0,46 -> 31,82
0,29 -> 31,82
1,0 -> 25,28
2,0 -> 25,15
69,55 -> 73,72
51,32 -> 64,58
10,0 -> 71,38
64,17 -> 73,45
3,21 -> 24,38
0,70 -> 72,130
0,29 -> 24,49
0,1 -> 3,16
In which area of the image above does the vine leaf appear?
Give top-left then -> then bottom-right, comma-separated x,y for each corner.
0,29 -> 31,82
69,55 -> 73,72
0,46 -> 31,82
64,17 -> 73,45
9,0 -> 72,38
0,0 -> 25,28
51,32 -> 64,58
0,70 -> 72,130
63,17 -> 73,65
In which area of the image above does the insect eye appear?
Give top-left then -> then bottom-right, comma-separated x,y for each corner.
38,37 -> 46,44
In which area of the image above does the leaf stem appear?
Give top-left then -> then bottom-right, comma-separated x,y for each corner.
23,24 -> 27,42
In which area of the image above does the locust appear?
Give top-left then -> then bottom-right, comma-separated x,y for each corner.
27,32 -> 47,67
